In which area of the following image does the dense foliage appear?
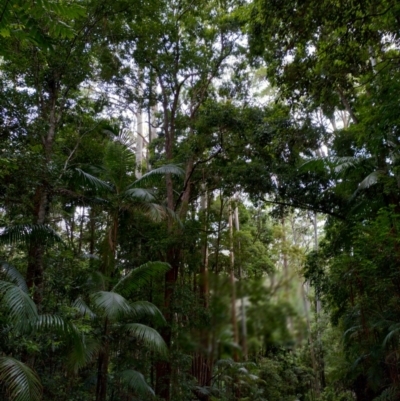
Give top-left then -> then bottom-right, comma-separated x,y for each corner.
1,0 -> 399,400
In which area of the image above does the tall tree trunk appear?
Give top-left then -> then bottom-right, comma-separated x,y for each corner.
228,201 -> 239,360
26,91 -> 59,307
313,212 -> 326,389
192,186 -> 212,401
96,318 -> 110,401
234,206 -> 247,361
136,75 -> 143,179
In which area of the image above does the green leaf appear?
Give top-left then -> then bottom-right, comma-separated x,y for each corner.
358,170 -> 385,190
73,297 -> 96,319
123,187 -> 156,202
112,261 -> 170,292
119,369 -> 155,396
124,323 -> 167,355
0,357 -> 42,401
131,164 -> 184,187
75,168 -> 113,192
0,224 -> 63,246
130,301 -> 166,324
0,261 -> 28,293
0,281 -> 38,324
91,291 -> 132,319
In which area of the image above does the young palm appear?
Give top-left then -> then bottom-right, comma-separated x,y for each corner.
73,261 -> 170,401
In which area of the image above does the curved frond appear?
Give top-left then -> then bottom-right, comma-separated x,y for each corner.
33,314 -> 73,333
0,281 -> 38,325
0,261 -> 28,293
131,164 -> 184,187
0,357 -> 42,401
119,369 -> 154,396
135,202 -> 181,225
75,168 -> 113,192
358,170 -> 385,190
0,225 -> 63,246
112,261 -> 170,292
124,323 -> 167,355
67,335 -> 101,374
91,291 -> 132,319
123,188 -> 156,202
73,297 -> 96,319
130,301 -> 166,324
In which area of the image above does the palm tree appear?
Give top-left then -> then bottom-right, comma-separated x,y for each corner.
73,261 -> 171,401
71,137 -> 182,401
0,260 -> 171,401
73,137 -> 182,274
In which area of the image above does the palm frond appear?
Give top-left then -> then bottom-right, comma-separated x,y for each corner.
358,170 -> 385,190
373,386 -> 398,401
131,164 -> 184,187
0,281 -> 38,325
75,168 -> 113,192
73,297 -> 96,319
332,156 -> 361,173
123,188 -> 156,202
67,335 -> 101,374
0,261 -> 28,293
91,291 -> 132,319
112,261 -> 170,292
119,369 -> 154,396
135,202 -> 181,225
124,323 -> 167,355
0,225 -> 63,246
130,301 -> 166,324
0,357 -> 42,401
299,158 -> 327,173
33,314 -> 73,334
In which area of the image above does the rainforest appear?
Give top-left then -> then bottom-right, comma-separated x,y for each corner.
0,1 -> 400,400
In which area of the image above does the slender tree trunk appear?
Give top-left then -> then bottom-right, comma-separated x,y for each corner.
313,212 -> 326,389
26,91 -> 59,307
96,318 -> 110,401
192,186 -> 212,401
228,201 -> 239,359
136,74 -> 143,179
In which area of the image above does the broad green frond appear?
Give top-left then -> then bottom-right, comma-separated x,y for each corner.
0,281 -> 38,324
112,261 -> 170,292
358,170 -> 385,190
33,314 -> 72,334
0,357 -> 42,401
131,164 -> 184,187
0,225 -> 63,246
0,261 -> 28,292
67,335 -> 101,374
103,142 -> 136,190
130,301 -> 166,324
124,323 -> 167,355
75,168 -> 113,192
91,291 -> 132,319
73,297 -> 96,319
123,188 -> 156,202
134,202 -> 181,224
119,369 -> 155,396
